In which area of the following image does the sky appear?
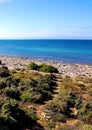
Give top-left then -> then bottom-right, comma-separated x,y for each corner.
0,0 -> 92,39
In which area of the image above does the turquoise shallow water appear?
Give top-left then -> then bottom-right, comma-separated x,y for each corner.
0,39 -> 92,64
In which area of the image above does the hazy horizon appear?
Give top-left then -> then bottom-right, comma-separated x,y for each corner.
0,0 -> 92,39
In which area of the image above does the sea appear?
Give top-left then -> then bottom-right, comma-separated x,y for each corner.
0,39 -> 92,64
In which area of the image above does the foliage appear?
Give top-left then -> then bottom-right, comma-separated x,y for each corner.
55,89 -> 76,107
21,92 -> 32,102
75,97 -> 82,109
79,124 -> 92,130
0,66 -> 9,77
0,64 -> 92,129
78,100 -> 92,123
27,62 -> 58,73
87,88 -> 92,96
43,89 -> 77,123
39,63 -> 58,73
77,83 -> 86,90
20,74 -> 57,103
0,98 -> 37,130
4,77 -> 19,87
72,124 -> 92,130
27,62 -> 39,70
0,80 -> 7,89
5,87 -> 20,100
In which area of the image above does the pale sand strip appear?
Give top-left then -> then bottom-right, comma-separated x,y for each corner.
0,56 -> 92,77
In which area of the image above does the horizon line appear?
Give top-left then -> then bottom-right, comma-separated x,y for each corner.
0,38 -> 92,40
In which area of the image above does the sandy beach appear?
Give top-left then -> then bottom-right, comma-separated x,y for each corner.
0,55 -> 92,77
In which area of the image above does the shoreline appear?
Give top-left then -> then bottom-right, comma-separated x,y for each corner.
0,55 -> 92,77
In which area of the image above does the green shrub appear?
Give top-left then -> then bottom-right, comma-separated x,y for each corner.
75,124 -> 92,130
5,87 -> 20,100
77,83 -> 86,90
80,124 -> 92,130
27,62 -> 39,70
44,89 -> 77,123
75,97 -> 82,109
28,92 -> 43,103
39,64 -> 58,73
0,80 -> 6,89
88,88 -> 92,96
0,98 -> 37,130
0,98 -> 4,109
20,74 -> 57,103
27,62 -> 58,73
52,113 -> 66,122
0,66 -> 9,77
44,101 -> 70,123
78,100 -> 92,123
4,77 -> 19,87
21,92 -> 32,102
56,89 -> 76,107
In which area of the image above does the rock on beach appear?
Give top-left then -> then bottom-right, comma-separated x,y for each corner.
0,55 -> 92,77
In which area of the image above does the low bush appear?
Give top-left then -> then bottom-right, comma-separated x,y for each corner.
5,87 -> 20,100
27,62 -> 58,73
21,92 -> 32,102
39,64 -> 58,73
0,80 -> 6,89
74,124 -> 92,130
27,62 -> 39,70
20,74 -> 57,103
75,97 -> 82,109
0,98 -> 37,130
56,89 -> 76,107
77,83 -> 86,90
87,88 -> 92,96
80,124 -> 92,130
78,100 -> 92,123
0,66 -> 9,77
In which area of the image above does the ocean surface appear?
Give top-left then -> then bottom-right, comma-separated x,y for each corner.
0,39 -> 92,64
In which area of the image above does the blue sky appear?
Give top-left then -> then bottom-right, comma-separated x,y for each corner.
0,0 -> 92,39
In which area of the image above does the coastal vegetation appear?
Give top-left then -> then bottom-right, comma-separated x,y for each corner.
27,62 -> 59,73
0,63 -> 92,130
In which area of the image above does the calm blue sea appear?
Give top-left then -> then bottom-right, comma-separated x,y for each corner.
0,39 -> 92,64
